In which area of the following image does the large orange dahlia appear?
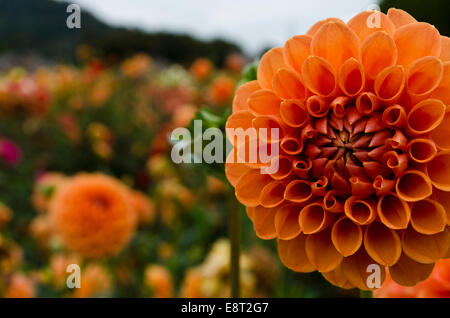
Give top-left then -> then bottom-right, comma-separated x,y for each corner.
225,8 -> 450,290
49,174 -> 137,258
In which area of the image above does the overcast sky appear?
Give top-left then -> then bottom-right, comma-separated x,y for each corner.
65,0 -> 378,55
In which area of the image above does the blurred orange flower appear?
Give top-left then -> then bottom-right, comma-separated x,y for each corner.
375,259 -> 450,298
226,53 -> 246,73
128,190 -> 156,225
207,75 -> 236,106
4,273 -> 36,298
121,53 -> 152,79
32,172 -> 68,213
49,174 -> 137,258
73,264 -> 112,298
190,58 -> 213,81
226,8 -> 450,290
144,265 -> 173,298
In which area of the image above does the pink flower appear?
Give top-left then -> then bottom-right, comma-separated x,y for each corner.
0,138 -> 22,166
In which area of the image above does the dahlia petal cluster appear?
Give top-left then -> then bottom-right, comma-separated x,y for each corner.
226,8 -> 450,290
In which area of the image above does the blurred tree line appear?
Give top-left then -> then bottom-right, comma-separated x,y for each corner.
0,0 -> 242,66
380,0 -> 450,36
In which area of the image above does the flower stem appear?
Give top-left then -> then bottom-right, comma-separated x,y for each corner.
229,193 -> 240,298
360,290 -> 373,298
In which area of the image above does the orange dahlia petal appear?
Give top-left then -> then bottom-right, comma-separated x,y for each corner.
361,31 -> 398,80
430,110 -> 450,151
251,205 -> 278,239
377,193 -> 410,229
272,68 -> 306,100
232,80 -> 261,112
406,99 -> 445,136
382,105 -> 407,128
396,170 -> 433,202
322,264 -> 355,289
402,227 -> 450,264
387,8 -> 417,28
284,179 -> 313,204
299,202 -> 334,234
431,61 -> 450,105
277,234 -> 315,272
440,36 -> 450,62
341,248 -> 386,290
364,221 -> 402,266
406,57 -> 443,100
344,196 -> 377,225
305,228 -> 343,272
389,253 -> 434,287
426,151 -> 450,191
280,100 -> 309,128
347,11 -> 395,42
235,169 -> 272,207
257,47 -> 287,90
275,204 -> 302,240
331,216 -> 362,257
311,21 -> 360,72
434,190 -> 450,226
338,58 -> 365,97
306,17 -> 345,36
247,89 -> 281,116
283,35 -> 312,75
410,199 -> 447,235
407,138 -> 438,164
302,56 -> 337,97
374,65 -> 405,103
259,181 -> 286,208
394,22 -> 441,68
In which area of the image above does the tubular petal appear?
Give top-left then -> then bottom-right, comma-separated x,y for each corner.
311,21 -> 360,72
394,22 -> 441,68
277,234 -> 315,272
280,100 -> 309,128
306,95 -> 330,117
356,92 -> 380,115
408,139 -> 437,164
387,8 -> 417,28
377,193 -> 410,229
344,196 -> 377,225
269,156 -> 293,180
364,222 -> 402,266
431,62 -> 450,105
275,204 -> 302,240
389,253 -> 434,287
299,203 -> 333,234
350,177 -> 375,199
225,111 -> 254,139
426,151 -> 450,191
247,89 -> 281,116
361,31 -> 397,80
302,56 -> 337,97
283,35 -> 312,75
251,205 -> 278,239
272,68 -> 307,100
407,57 -> 443,98
440,36 -> 450,62
410,199 -> 447,235
280,135 -> 303,155
331,217 -> 362,257
402,227 -> 450,264
257,47 -> 287,90
406,99 -> 445,136
235,169 -> 272,207
252,115 -> 285,143
330,96 -> 350,118
341,248 -> 386,291
338,58 -> 365,97
373,176 -> 396,197
259,181 -> 285,208
374,65 -> 405,103
285,180 -> 312,204
232,80 -> 261,112
434,189 -> 450,226
305,228 -> 343,273
383,151 -> 408,177
292,159 -> 312,179
396,170 -> 432,202
382,105 -> 407,128
347,11 -> 395,42
430,111 -> 450,151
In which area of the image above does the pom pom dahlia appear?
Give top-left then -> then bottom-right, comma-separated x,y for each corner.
225,8 -> 450,290
49,174 -> 137,258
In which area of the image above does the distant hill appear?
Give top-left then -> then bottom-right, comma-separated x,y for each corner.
0,0 -> 243,65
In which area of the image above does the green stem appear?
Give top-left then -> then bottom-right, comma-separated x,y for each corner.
229,193 -> 241,298
360,290 -> 373,298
